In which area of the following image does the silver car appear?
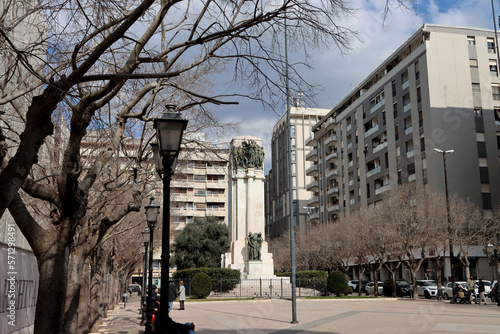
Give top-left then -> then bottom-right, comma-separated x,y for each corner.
365,281 -> 384,295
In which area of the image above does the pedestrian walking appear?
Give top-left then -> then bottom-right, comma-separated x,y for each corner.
168,281 -> 177,312
179,281 -> 186,310
478,279 -> 487,305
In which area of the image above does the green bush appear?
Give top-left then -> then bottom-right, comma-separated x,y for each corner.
173,268 -> 240,291
191,273 -> 212,299
327,271 -> 349,296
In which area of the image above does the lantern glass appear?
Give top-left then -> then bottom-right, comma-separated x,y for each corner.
145,197 -> 160,228
154,106 -> 187,157
142,227 -> 150,244
151,143 -> 163,174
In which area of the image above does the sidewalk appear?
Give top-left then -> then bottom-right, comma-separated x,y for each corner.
105,295 -> 500,334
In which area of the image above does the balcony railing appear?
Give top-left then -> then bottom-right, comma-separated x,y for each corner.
206,167 -> 226,175
408,173 -> 416,182
306,148 -> 318,161
406,150 -> 414,158
306,180 -> 319,191
325,134 -> 337,146
374,184 -> 390,195
403,103 -> 411,113
364,124 -> 379,138
402,80 -> 409,90
305,135 -> 316,146
327,187 -> 339,195
366,165 -> 381,178
306,164 -> 318,175
327,204 -> 340,212
326,151 -> 337,162
370,99 -> 385,113
306,196 -> 319,206
326,168 -> 338,178
372,141 -> 388,153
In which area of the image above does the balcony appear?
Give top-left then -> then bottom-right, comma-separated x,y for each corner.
402,80 -> 409,90
206,194 -> 226,202
306,180 -> 319,191
366,166 -> 381,178
408,173 -> 416,182
403,103 -> 411,113
305,134 -> 316,146
171,180 -> 195,188
347,142 -> 353,150
306,148 -> 318,161
374,184 -> 390,195
370,99 -> 385,113
348,179 -> 355,187
310,211 -> 320,221
324,134 -> 337,147
326,151 -> 337,162
404,126 -> 412,135
206,180 -> 227,189
373,141 -> 388,153
327,204 -> 340,212
326,168 -> 338,179
306,164 -> 319,176
173,207 -> 195,216
406,150 -> 414,159
172,194 -> 195,202
206,167 -> 226,175
364,124 -> 379,138
327,187 -> 339,196
349,198 -> 355,205
326,117 -> 336,129
346,123 -> 352,132
348,160 -> 353,168
306,196 -> 320,206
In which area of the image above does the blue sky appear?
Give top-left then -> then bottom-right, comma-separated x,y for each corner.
207,0 -> 496,174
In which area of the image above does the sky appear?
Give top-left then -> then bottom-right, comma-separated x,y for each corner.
206,0 -> 497,174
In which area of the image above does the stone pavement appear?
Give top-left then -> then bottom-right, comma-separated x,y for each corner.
106,294 -> 500,333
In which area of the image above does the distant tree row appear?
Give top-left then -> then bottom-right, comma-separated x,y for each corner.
269,184 -> 500,299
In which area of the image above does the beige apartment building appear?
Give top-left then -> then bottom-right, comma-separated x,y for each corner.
170,133 -> 230,235
265,103 -> 329,238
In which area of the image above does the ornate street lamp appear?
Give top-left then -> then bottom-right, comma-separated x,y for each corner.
144,198 -> 159,332
152,104 -> 187,332
140,228 -> 150,325
433,148 -> 454,291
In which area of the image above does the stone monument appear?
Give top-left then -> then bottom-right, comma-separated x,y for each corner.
223,136 -> 274,279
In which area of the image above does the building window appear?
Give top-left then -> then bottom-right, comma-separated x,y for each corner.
487,38 -> 496,53
495,108 -> 500,122
492,84 -> 500,100
490,60 -> 498,76
474,107 -> 483,117
291,151 -> 296,161
395,124 -> 399,141
418,109 -> 423,127
291,138 -> 296,148
467,36 -> 476,46
291,125 -> 296,136
415,61 -> 420,80
469,59 -> 478,68
401,71 -> 409,90
472,83 -> 480,92
392,80 -> 396,96
393,102 -> 398,119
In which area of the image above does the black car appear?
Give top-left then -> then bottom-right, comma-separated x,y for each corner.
383,279 -> 412,297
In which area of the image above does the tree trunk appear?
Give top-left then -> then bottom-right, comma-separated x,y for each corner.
34,241 -> 70,334
64,249 -> 86,333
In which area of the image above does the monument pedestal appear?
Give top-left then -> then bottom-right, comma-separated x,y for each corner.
223,136 -> 274,279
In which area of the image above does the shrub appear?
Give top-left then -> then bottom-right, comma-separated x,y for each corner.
191,273 -> 212,299
327,271 -> 349,296
173,268 -> 240,291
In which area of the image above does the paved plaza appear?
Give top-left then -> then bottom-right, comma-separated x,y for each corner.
105,294 -> 500,334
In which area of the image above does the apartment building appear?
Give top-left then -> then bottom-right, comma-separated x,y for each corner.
265,103 -> 329,238
170,133 -> 230,235
307,24 -> 500,227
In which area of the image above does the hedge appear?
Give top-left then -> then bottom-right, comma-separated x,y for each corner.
173,268 -> 240,291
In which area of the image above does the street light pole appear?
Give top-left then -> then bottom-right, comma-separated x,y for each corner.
144,199 -> 159,332
140,228 -> 150,325
152,104 -> 187,332
433,148 -> 454,291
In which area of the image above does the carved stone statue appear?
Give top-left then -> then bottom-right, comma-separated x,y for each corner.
232,140 -> 264,170
247,232 -> 263,261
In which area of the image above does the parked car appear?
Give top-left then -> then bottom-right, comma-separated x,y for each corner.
128,284 -> 142,294
383,279 -> 412,297
416,280 -> 438,299
348,280 -> 359,292
365,281 -> 384,295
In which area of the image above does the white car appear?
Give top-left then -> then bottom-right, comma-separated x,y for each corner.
365,281 -> 384,295
442,280 -> 492,301
416,280 -> 438,299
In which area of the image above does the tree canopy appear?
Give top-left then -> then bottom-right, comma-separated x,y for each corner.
173,216 -> 229,269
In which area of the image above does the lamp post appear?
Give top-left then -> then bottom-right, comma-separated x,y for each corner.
486,242 -> 500,306
140,228 -> 150,325
152,104 -> 187,332
433,148 -> 454,291
144,198 -> 160,332
303,206 -> 315,234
